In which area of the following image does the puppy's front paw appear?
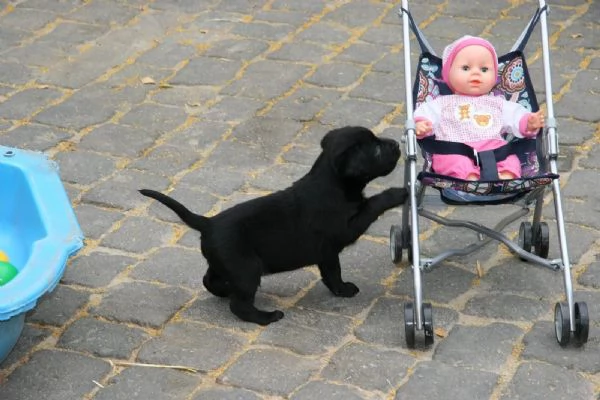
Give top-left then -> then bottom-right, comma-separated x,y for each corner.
383,187 -> 409,207
334,282 -> 359,297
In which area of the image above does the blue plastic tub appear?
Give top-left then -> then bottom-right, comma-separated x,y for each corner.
0,146 -> 83,363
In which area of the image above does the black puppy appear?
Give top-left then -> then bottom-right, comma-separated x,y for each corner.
140,126 -> 407,325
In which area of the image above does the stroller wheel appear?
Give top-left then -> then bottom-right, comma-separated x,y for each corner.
390,225 -> 403,264
573,302 -> 589,347
404,302 -> 416,348
518,222 -> 532,253
554,302 -> 570,347
534,222 -> 550,259
423,303 -> 434,346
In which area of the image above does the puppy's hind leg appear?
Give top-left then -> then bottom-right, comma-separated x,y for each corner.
228,259 -> 284,325
203,267 -> 230,298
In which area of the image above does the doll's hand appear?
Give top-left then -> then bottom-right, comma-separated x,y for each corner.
527,110 -> 545,132
415,120 -> 433,138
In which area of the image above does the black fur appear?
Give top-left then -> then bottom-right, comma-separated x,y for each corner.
140,126 -> 407,325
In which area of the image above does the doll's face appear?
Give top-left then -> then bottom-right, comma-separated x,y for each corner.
448,45 -> 496,95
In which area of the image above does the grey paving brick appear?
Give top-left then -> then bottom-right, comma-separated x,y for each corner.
130,246 -> 206,290
0,8 -> 56,31
231,20 -> 296,41
178,165 -> 247,197
356,296 -> 459,348
251,163 -> 310,192
268,42 -> 330,63
0,324 -> 52,369
499,361 -> 595,400
120,103 -> 188,134
319,98 -> 395,128
259,268 -> 317,298
57,317 -> 150,359
350,71 -> 406,103
170,57 -> 243,86
146,185 -> 218,223
100,216 -> 175,253
337,42 -> 388,65
295,21 -> 351,44
67,0 -> 140,26
268,87 -> 341,122
15,0 -> 84,13
394,361 -> 498,399
323,2 -> 387,28
220,349 -> 321,397
463,293 -> 551,321
79,123 -> 160,158
73,204 -> 123,240
321,342 -> 414,393
203,39 -> 270,61
290,381 -> 370,400
221,60 -> 310,100
256,307 -> 353,355
201,96 -> 263,122
484,259 -> 564,298
54,149 -> 118,185
129,144 -> 201,176
0,350 -> 111,400
306,62 -> 365,88
192,387 -> 262,400
0,87 -> 63,120
27,285 -> 90,326
82,169 -> 171,210
521,321 -> 600,374
434,323 -> 523,372
137,321 -> 248,372
94,366 -> 200,400
0,123 -> 71,151
91,282 -> 193,328
578,259 -> 600,289
62,251 -> 136,288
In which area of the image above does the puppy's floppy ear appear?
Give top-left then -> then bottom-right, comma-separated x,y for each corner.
321,126 -> 374,177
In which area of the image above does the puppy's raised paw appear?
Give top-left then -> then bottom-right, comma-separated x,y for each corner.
383,187 -> 409,207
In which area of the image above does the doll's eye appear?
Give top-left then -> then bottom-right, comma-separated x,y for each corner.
481,67 -> 489,72
461,65 -> 469,71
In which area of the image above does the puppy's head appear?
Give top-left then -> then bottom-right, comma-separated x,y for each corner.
321,126 -> 400,184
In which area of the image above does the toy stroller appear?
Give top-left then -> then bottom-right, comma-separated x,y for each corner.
391,0 -> 589,348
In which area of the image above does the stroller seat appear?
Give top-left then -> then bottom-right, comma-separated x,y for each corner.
392,0 -> 589,349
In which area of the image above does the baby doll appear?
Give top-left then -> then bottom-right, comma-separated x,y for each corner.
414,35 -> 545,180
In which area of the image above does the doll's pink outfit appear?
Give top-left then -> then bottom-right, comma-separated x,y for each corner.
414,36 -> 538,180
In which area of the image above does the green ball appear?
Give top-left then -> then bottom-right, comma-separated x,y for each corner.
0,261 -> 18,286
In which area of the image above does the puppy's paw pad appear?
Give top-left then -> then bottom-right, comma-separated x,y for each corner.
337,282 -> 359,297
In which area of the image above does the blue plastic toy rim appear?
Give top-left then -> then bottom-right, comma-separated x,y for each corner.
0,146 -> 84,321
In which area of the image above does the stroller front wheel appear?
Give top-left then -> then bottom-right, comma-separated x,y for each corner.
533,222 -> 550,259
573,301 -> 589,347
554,302 -> 571,347
404,302 -> 416,348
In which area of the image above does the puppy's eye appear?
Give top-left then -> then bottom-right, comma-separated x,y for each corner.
374,146 -> 382,157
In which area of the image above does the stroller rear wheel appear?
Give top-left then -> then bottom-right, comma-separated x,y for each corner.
518,222 -> 532,253
404,302 -> 416,348
573,302 -> 589,346
390,225 -> 411,264
554,302 -> 570,347
533,222 -> 550,258
423,303 -> 434,346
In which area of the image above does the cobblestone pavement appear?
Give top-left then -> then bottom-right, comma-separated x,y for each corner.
0,0 -> 599,399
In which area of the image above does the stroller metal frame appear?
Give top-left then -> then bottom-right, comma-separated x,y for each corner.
395,0 -> 588,348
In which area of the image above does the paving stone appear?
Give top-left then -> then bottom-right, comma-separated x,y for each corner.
251,163 -> 310,192
91,282 -> 193,328
0,123 -> 71,151
27,285 -> 90,326
321,342 -> 414,393
463,293 -> 551,322
170,57 -> 243,86
129,143 -> 201,176
164,120 -> 230,152
0,87 -> 63,120
230,20 -> 296,41
146,185 -> 218,224
151,86 -> 216,109
259,268 -> 318,298
290,381 -> 369,400
131,246 -> 206,290
499,361 -> 595,400
178,165 -> 247,197
336,42 -> 388,65
119,103 -> 188,134
521,321 -> 600,374
137,321 -> 248,372
356,296 -> 459,348
267,87 -> 341,122
578,259 -> 600,289
268,42 -> 330,64
562,170 -> 600,198
203,39 -> 270,61
0,7 -> 57,31
94,366 -> 200,400
221,60 -> 310,100
323,2 -> 387,28
73,204 -> 123,240
82,169 -> 171,210
57,317 -> 150,359
393,264 -> 477,304
79,123 -> 160,158
62,251 -> 136,288
54,149 -> 118,185
201,96 -> 263,122
256,307 -> 353,355
0,324 -> 52,369
305,62 -> 365,88
100,216 -> 174,253
434,323 -> 523,372
295,21 -> 351,44
191,387 -> 262,400
319,98 -> 395,128
0,350 -> 111,400
67,0 -> 140,26
220,349 -> 321,397
484,259 -> 563,298
394,361 -> 498,399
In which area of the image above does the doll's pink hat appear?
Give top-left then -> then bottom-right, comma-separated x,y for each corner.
441,35 -> 498,91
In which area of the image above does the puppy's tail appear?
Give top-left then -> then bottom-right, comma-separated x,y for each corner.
139,189 -> 209,232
